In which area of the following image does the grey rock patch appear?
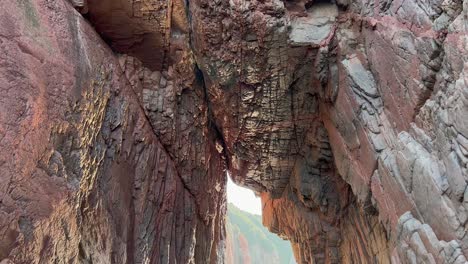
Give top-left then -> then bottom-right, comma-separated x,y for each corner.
289,3 -> 338,46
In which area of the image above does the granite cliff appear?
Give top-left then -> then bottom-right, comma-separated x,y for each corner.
0,0 -> 467,263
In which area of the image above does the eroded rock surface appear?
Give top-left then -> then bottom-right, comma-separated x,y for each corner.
0,0 -> 225,263
0,0 -> 467,263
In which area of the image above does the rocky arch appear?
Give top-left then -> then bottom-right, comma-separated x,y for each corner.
1,0 -> 467,264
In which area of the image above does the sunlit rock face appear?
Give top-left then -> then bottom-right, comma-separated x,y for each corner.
0,0 -> 467,263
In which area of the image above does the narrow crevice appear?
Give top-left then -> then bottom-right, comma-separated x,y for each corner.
186,1 -> 230,171
194,64 -> 231,171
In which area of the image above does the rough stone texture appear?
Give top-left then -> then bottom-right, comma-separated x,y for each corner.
190,0 -> 468,263
0,0 -> 225,263
0,0 -> 468,263
290,3 -> 339,46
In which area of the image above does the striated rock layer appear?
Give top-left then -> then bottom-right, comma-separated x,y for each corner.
0,0 -> 467,263
0,0 -> 226,263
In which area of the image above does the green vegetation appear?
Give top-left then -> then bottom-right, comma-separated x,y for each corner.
227,203 -> 296,264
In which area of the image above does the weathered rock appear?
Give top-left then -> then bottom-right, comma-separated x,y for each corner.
0,0 -> 467,263
0,0 -> 225,263
289,3 -> 338,46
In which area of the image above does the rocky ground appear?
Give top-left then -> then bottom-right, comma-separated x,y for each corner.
0,0 -> 467,263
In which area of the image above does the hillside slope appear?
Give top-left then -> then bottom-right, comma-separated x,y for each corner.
226,204 -> 296,264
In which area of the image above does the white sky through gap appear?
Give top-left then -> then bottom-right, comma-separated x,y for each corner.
226,174 -> 262,215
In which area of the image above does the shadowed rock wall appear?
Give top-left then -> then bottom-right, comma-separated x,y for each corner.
0,0 -> 225,263
0,0 -> 467,263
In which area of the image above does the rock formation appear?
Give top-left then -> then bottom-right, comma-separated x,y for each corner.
0,0 -> 467,263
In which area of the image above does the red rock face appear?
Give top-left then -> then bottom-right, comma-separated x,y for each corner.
0,0 -> 225,263
1,0 -> 468,263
